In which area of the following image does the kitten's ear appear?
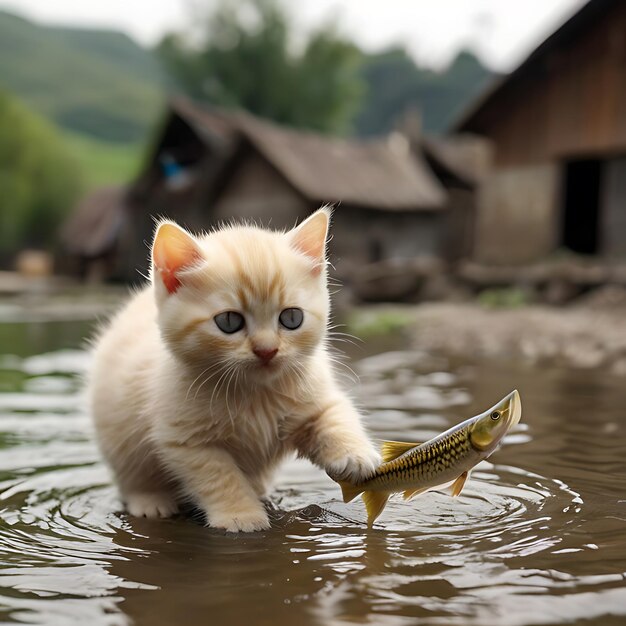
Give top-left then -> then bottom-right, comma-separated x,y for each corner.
288,206 -> 331,274
152,221 -> 202,294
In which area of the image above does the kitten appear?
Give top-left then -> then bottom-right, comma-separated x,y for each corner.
89,207 -> 380,532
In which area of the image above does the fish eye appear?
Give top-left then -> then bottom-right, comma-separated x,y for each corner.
279,307 -> 303,330
490,411 -> 501,421
214,311 -> 245,334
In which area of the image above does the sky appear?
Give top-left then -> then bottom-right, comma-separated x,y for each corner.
0,0 -> 587,71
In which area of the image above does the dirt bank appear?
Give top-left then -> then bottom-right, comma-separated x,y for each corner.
411,302 -> 626,373
349,297 -> 626,374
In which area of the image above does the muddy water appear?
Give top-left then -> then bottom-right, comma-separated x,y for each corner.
0,320 -> 625,626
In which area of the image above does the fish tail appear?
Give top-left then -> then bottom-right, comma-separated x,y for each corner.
338,480 -> 364,503
362,490 -> 391,527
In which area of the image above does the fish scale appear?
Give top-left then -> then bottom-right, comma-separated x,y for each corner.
370,425 -> 475,490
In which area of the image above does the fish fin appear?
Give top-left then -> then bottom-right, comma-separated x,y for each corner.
447,471 -> 469,497
403,487 -> 429,501
380,440 -> 420,463
362,491 -> 391,527
337,480 -> 364,503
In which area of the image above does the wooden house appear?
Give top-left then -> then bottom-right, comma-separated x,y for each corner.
64,98 -> 477,284
454,0 -> 626,264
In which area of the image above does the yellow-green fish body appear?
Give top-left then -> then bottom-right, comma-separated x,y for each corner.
338,390 -> 522,526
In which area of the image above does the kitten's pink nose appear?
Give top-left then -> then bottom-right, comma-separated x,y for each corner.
253,347 -> 278,364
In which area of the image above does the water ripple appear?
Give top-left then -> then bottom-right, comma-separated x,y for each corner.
0,343 -> 625,626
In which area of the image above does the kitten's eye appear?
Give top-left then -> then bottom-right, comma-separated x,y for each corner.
214,311 -> 245,334
279,308 -> 304,330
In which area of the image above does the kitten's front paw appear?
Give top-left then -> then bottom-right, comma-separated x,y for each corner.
208,508 -> 271,533
126,492 -> 179,519
326,446 -> 381,483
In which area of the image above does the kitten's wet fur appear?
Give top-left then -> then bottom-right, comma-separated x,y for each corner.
89,207 -> 380,532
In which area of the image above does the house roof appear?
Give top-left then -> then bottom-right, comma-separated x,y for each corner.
421,136 -> 483,187
452,0 -> 613,133
171,97 -> 236,149
61,186 -> 127,257
170,98 -> 447,211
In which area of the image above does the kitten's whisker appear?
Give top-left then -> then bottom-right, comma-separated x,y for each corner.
210,366 -> 231,412
192,371 -> 221,401
327,336 -> 360,349
194,360 -> 228,408
285,363 -> 303,391
210,361 -> 239,417
196,361 -> 230,402
230,368 -> 242,416
326,326 -> 363,345
186,363 -> 223,401
288,361 -> 315,396
326,355 -> 359,383
328,330 -> 362,342
186,368 -> 209,401
224,365 -> 239,426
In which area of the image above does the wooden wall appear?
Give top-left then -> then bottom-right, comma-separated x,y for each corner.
442,188 -> 475,262
212,151 -> 309,227
213,150 -> 449,277
474,163 -> 560,263
332,208 -> 444,278
471,1 -> 626,167
602,157 -> 626,257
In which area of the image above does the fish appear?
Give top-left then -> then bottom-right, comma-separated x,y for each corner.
337,390 -> 522,527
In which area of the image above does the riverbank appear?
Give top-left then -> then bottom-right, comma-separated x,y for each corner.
0,275 -> 127,323
3,272 -> 626,374
348,292 -> 626,374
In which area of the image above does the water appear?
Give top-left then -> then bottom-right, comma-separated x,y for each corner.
0,320 -> 625,625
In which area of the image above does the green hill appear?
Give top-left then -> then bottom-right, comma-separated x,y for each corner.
0,10 -> 166,142
355,48 -> 494,136
0,90 -> 83,253
63,131 -> 144,189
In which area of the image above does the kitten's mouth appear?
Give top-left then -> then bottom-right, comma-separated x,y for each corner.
253,358 -> 283,376
258,360 -> 278,370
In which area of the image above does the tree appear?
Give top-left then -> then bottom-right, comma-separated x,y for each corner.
354,47 -> 493,136
157,0 -> 364,135
0,90 -> 83,255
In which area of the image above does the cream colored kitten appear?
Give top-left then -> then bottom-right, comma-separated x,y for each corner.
89,207 -> 380,532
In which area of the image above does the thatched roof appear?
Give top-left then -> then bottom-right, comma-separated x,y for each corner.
61,186 -> 126,257
170,98 -> 447,211
421,136 -> 490,186
63,101 -> 455,262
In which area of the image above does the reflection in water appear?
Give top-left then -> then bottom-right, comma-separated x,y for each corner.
0,321 -> 625,625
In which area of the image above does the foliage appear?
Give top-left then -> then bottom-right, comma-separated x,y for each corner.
0,10 -> 166,142
355,48 -> 493,136
0,5 -> 493,144
63,132 -> 144,189
157,0 -> 364,135
347,309 -> 414,338
0,91 -> 83,253
478,287 -> 531,309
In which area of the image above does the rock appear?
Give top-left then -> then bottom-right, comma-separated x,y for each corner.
419,273 -> 471,302
561,339 -> 606,369
542,279 -> 581,305
14,250 -> 53,277
352,257 -> 443,303
575,285 -> 626,310
611,358 -> 626,376
457,258 -> 615,296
